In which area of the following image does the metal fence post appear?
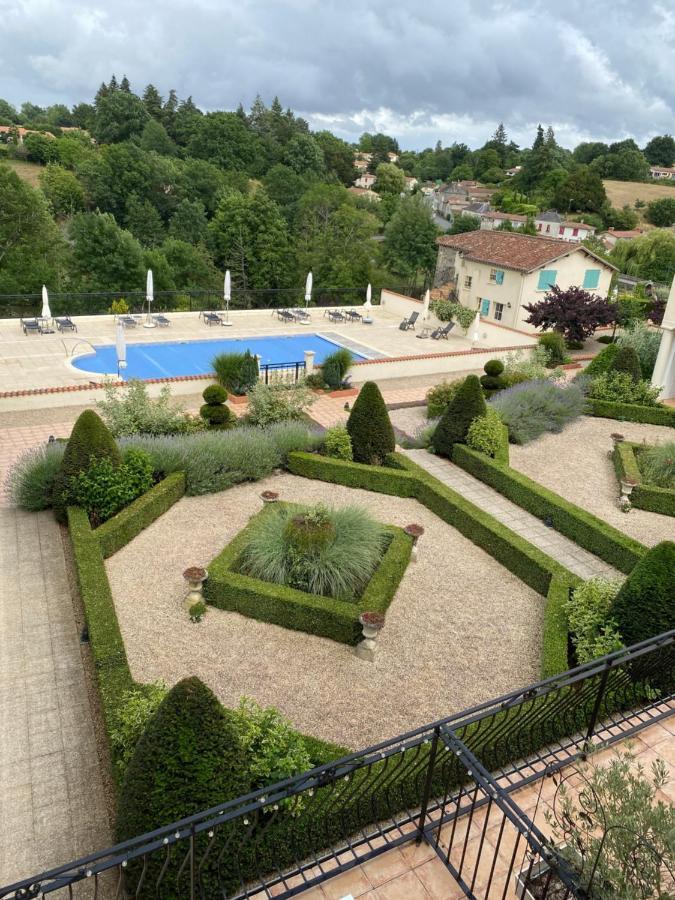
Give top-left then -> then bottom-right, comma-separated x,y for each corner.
585,663 -> 611,745
416,727 -> 440,844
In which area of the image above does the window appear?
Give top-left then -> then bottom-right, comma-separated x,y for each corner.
537,223 -> 542,231
480,298 -> 491,316
464,275 -> 472,288
545,224 -> 551,233
494,302 -> 504,321
489,268 -> 504,284
537,269 -> 557,290
559,226 -> 565,235
572,228 -> 579,237
582,269 -> 601,290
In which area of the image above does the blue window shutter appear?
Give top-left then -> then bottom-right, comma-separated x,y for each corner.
537,269 -> 557,290
480,298 -> 490,316
583,269 -> 600,289
495,270 -> 504,285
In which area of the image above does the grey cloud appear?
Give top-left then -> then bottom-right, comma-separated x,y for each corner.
0,0 -> 673,149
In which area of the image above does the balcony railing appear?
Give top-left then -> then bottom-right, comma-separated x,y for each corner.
1,631 -> 672,899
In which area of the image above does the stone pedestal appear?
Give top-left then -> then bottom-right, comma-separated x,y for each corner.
355,615 -> 384,662
304,350 -> 315,376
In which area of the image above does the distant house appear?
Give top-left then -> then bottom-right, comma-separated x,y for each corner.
430,181 -> 494,219
479,211 -> 528,230
505,166 -> 522,177
404,176 -> 418,191
354,172 -> 377,189
347,186 -> 380,203
534,210 -> 595,242
649,165 -> 675,180
0,125 -> 57,144
434,230 -> 616,330
599,227 -> 645,250
387,151 -> 399,163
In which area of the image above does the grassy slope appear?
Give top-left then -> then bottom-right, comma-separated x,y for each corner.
603,179 -> 675,225
0,158 -> 43,187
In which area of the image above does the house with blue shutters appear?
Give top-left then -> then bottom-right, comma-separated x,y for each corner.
434,230 -> 616,330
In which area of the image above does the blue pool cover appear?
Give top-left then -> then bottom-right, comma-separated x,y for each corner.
72,333 -> 365,380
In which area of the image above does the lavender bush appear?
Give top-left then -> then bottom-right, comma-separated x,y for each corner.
489,378 -> 588,444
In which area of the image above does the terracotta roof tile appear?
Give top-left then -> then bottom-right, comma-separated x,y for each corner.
436,230 -> 616,273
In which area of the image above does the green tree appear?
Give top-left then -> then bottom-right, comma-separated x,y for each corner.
140,118 -> 176,156
432,375 -> 486,457
171,95 -> 203,145
610,345 -> 642,382
449,213 -> 481,234
645,197 -> 675,227
603,204 -> 639,229
572,142 -> 609,165
187,112 -> 261,172
450,163 -> 474,180
125,194 -> 165,247
68,212 -> 145,292
142,247 -> 175,291
176,158 -> 227,215
92,89 -> 149,143
552,165 -> 607,214
383,194 -> 438,286
643,134 -> 675,167
474,148 -> 501,178
39,164 -> 85,217
611,542 -> 675,647
590,149 -> 650,181
46,104 -> 74,127
208,189 -> 295,292
0,167 -> 65,293
283,133 -> 325,176
71,102 -> 95,130
21,102 -> 46,122
142,83 -> 164,120
168,198 -> 209,244
55,135 -> 92,169
23,132 -> 59,164
374,162 -> 405,195
346,381 -> 395,465
161,238 -> 221,290
0,98 -> 19,122
314,131 -> 356,185
263,163 -> 306,218
79,142 -> 156,222
610,230 -> 675,283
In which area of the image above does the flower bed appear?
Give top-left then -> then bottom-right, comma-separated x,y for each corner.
613,442 -> 675,517
204,503 -> 413,644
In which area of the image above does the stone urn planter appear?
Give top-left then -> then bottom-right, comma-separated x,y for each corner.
404,523 -> 425,562
356,612 -> 385,662
261,490 -> 279,504
183,566 -> 208,613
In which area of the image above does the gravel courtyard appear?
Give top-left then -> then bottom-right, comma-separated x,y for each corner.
106,474 -> 544,749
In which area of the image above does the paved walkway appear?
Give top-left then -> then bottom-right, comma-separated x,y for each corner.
0,508 -> 111,888
404,450 -> 620,581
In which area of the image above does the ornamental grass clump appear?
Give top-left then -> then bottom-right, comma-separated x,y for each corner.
5,441 -> 65,511
489,378 -> 587,444
638,442 -> 675,489
239,503 -> 388,601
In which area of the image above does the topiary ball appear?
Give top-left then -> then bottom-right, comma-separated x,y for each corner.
200,403 -> 233,427
484,359 -> 505,377
202,383 -> 228,405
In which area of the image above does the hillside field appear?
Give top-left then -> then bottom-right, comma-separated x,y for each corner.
604,178 -> 675,223
0,158 -> 43,188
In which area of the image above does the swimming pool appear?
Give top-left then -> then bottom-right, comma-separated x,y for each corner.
72,333 -> 367,380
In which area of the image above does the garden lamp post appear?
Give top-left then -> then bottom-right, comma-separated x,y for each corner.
143,269 -> 156,328
223,269 -> 233,326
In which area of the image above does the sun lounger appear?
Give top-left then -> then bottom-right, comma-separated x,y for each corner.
275,309 -> 295,322
119,315 -> 138,327
399,310 -> 419,331
431,322 -> 454,340
152,314 -> 171,327
55,316 -> 77,332
327,309 -> 346,322
21,318 -> 40,335
345,310 -> 362,322
292,308 -> 311,321
203,311 -> 223,326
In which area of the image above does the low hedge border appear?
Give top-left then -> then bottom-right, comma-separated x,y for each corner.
613,442 -> 675,517
205,504 -> 413,644
541,574 -> 578,678
495,423 -> 510,466
588,399 -> 675,427
451,444 -> 646,575
96,473 -> 186,559
287,451 -> 574,598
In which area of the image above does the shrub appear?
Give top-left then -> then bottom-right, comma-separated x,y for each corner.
638,442 -> 675,489
323,424 -> 353,461
67,448 -> 155,527
596,335 -> 616,344
238,350 -> 260,394
346,381 -> 395,465
53,410 -> 122,523
304,371 -> 326,389
566,577 -> 624,664
110,298 -> 129,315
538,331 -> 567,367
616,322 -> 662,379
430,299 -> 475,330
109,682 -> 167,779
483,359 -> 505,377
5,441 -> 65,510
200,383 -> 234,429
245,381 -> 316,427
232,698 -> 312,795
610,345 -> 642,383
480,358 -> 506,396
426,379 -> 463,419
583,343 -> 618,378
189,600 -> 207,622
466,408 -> 505,459
320,348 -> 353,389
432,375 -> 486,457
502,346 -> 561,383
116,678 -> 250,886
97,381 -> 198,437
611,542 -> 675,647
489,379 -> 587,444
586,372 -> 661,407
239,503 -> 388,601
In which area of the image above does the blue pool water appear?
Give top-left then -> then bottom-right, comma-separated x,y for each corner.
72,333 -> 366,380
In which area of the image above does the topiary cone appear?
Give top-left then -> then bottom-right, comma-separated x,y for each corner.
611,541 -> 675,648
432,375 -> 486,458
346,381 -> 395,465
53,409 -> 121,524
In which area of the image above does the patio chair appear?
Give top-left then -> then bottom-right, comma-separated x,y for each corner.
399,310 -> 419,331
292,308 -> 311,321
152,314 -> 171,327
203,311 -> 223,326
21,318 -> 41,335
345,309 -> 362,322
431,322 -> 454,340
55,316 -> 77,332
327,309 -> 346,323
119,315 -> 138,328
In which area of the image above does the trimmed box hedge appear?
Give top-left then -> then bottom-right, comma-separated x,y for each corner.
451,444 -> 646,575
205,504 -> 413,644
96,473 -> 186,559
613,442 -> 675,517
541,574 -> 577,678
288,451 -> 574,598
588,399 -> 675,427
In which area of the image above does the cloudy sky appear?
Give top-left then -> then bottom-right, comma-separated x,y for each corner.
1,0 -> 673,150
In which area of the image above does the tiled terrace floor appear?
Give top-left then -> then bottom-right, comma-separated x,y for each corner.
287,717 -> 674,899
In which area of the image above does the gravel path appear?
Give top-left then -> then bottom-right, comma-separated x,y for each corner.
390,406 -> 429,441
509,417 -> 675,547
106,475 -> 544,749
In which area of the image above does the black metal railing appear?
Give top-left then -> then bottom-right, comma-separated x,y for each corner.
259,361 -> 306,385
1,632 -> 672,899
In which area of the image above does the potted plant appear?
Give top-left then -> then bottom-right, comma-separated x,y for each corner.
515,749 -> 673,899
